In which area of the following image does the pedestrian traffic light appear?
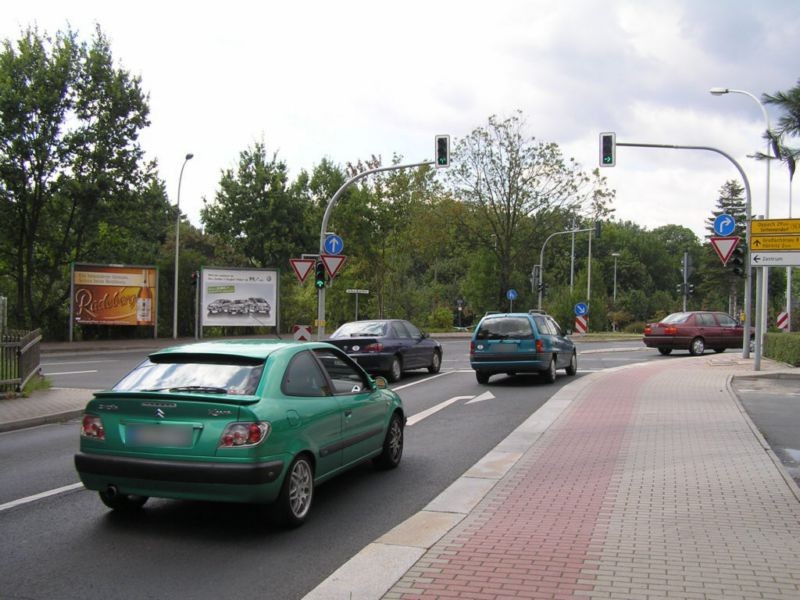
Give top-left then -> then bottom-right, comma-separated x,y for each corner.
435,135 -> 450,168
676,283 -> 684,294
314,261 -> 326,289
599,132 -> 615,167
190,271 -> 198,286
594,221 -> 602,238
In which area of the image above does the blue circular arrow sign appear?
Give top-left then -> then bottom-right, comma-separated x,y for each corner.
506,289 -> 518,301
324,234 -> 344,255
713,214 -> 736,237
574,302 -> 588,316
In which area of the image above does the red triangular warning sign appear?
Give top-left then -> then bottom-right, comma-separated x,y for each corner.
710,236 -> 740,265
290,258 -> 315,283
321,254 -> 346,278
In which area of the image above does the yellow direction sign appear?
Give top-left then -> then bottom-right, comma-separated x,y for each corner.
751,218 -> 800,235
751,235 -> 800,251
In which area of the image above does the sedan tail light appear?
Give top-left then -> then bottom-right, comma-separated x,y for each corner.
81,414 -> 105,440
644,326 -> 652,334
664,326 -> 678,335
219,422 -> 270,448
363,343 -> 384,353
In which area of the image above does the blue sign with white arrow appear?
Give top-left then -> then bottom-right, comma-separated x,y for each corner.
506,289 -> 518,301
713,214 -> 736,237
574,302 -> 588,316
324,234 -> 344,255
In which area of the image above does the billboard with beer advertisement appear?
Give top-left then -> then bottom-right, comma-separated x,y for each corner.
71,264 -> 158,327
200,267 -> 278,329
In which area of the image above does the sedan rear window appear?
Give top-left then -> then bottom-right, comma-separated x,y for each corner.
661,312 -> 690,324
332,322 -> 387,337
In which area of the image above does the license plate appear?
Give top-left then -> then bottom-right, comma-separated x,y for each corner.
491,343 -> 519,353
126,424 -> 193,448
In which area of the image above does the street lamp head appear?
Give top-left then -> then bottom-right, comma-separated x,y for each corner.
709,87 -> 729,96
185,153 -> 194,160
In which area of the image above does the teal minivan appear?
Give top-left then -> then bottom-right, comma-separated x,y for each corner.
469,311 -> 577,384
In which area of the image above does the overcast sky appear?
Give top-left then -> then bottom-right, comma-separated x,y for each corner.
4,0 -> 799,239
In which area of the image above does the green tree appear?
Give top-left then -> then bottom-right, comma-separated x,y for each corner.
0,26 -> 164,335
201,141 -> 314,269
446,112 -> 615,307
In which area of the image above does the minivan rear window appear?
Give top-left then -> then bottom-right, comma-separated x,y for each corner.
476,317 -> 534,340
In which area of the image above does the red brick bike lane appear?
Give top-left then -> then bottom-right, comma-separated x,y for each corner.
390,364 -> 658,600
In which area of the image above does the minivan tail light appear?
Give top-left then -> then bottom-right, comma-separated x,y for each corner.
469,341 -> 476,355
535,339 -> 544,353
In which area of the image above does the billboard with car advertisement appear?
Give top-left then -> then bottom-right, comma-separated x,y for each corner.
71,264 -> 158,328
200,267 -> 278,329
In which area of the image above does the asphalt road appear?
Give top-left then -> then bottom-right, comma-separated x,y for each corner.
3,347 -> 595,600
7,338 -> 791,600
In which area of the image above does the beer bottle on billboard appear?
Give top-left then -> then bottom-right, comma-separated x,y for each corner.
136,269 -> 152,324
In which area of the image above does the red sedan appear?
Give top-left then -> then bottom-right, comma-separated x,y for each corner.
643,311 -> 746,356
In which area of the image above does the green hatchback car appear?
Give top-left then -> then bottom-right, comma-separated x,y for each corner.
74,340 -> 405,527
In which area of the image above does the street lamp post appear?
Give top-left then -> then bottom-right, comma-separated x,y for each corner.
173,153 -> 194,339
710,87 -> 771,343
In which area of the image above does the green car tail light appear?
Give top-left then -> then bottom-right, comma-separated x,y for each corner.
81,414 -> 105,441
218,422 -> 270,448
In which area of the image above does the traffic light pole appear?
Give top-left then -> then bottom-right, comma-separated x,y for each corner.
538,227 -> 594,309
616,142 -> 756,365
316,161 -> 433,341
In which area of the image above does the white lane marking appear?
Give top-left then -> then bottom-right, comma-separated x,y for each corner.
41,360 -> 116,366
0,483 -> 84,513
406,396 -> 473,427
43,370 -> 98,376
392,371 -> 456,391
466,391 -> 495,404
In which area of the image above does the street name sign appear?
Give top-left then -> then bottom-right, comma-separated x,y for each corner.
751,219 -> 800,235
750,252 -> 800,267
751,235 -> 800,251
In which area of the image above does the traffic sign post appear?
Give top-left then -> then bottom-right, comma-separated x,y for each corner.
346,288 -> 369,320
506,288 -> 517,312
710,236 -> 740,266
324,234 -> 344,255
289,258 -> 315,283
574,315 -> 588,335
713,214 -> 737,236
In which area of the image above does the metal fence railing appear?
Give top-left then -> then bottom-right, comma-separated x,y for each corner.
1,329 -> 42,394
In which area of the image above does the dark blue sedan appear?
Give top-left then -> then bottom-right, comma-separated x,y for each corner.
327,319 -> 442,382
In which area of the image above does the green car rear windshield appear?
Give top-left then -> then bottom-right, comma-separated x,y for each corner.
113,354 -> 265,395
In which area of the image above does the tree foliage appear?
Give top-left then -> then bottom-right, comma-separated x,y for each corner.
5,25 -> 794,339
0,25 -> 168,336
